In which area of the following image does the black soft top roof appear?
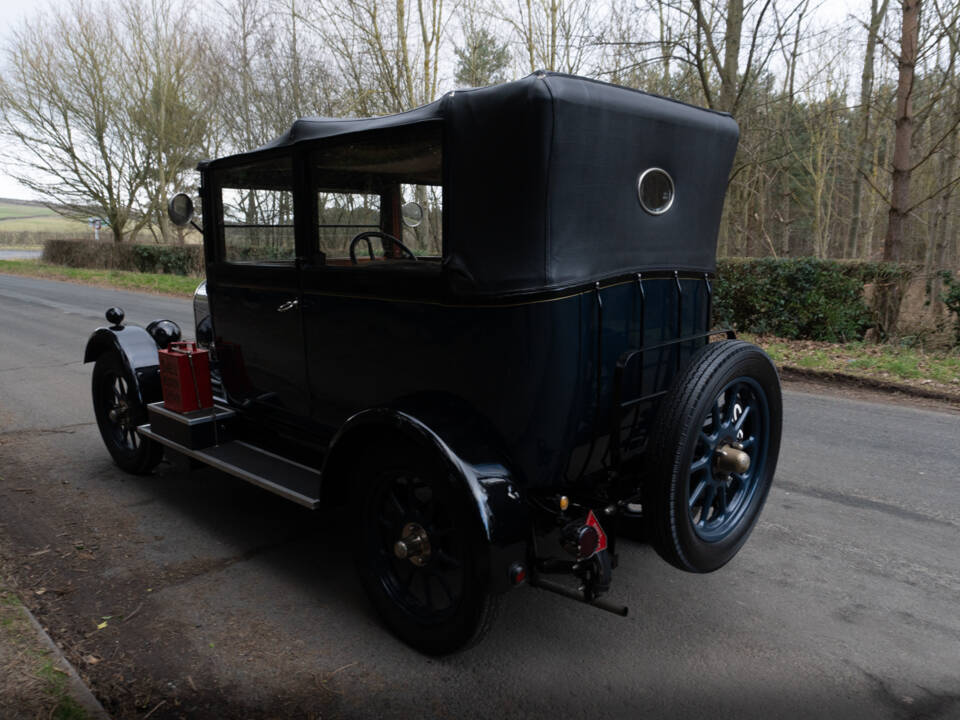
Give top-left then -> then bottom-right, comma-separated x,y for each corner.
202,72 -> 739,296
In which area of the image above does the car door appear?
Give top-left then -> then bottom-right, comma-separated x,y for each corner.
206,154 -> 310,425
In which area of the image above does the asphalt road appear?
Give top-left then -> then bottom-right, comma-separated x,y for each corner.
0,250 -> 42,260
0,273 -> 958,719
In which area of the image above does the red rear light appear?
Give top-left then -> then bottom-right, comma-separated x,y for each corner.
577,525 -> 599,559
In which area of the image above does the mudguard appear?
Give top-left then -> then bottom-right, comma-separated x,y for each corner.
83,326 -> 163,406
324,397 -> 531,593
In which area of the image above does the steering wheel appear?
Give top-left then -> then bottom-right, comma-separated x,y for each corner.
348,231 -> 417,265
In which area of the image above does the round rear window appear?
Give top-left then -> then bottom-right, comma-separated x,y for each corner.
637,168 -> 675,215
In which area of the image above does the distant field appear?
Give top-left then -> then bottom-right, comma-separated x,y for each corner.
0,198 -> 89,234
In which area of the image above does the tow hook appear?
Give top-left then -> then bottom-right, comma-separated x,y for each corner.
531,510 -> 628,617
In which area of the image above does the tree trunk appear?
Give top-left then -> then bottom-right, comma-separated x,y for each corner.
848,0 -> 889,258
878,0 -> 921,338
718,0 -> 743,113
926,112 -> 959,320
883,0 -> 920,264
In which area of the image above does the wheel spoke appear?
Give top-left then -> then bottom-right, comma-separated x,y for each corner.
740,435 -> 756,450
387,489 -> 405,518
422,573 -> 435,610
716,483 -> 728,516
710,401 -> 722,431
690,455 -> 710,474
428,569 -> 456,606
689,479 -> 707,507
697,485 -> 716,523
732,404 -> 751,436
436,549 -> 462,570
724,383 -> 743,425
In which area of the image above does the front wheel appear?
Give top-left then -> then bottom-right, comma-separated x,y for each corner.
92,352 -> 163,474
354,444 -> 498,655
647,340 -> 782,573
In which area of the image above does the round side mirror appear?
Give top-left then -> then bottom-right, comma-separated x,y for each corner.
400,201 -> 424,228
168,193 -> 195,227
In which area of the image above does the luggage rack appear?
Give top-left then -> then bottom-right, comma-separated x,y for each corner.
608,328 -> 736,468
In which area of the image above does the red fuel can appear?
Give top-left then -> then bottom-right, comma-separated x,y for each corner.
159,341 -> 213,413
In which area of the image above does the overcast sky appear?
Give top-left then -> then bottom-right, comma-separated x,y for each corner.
0,0 -> 863,202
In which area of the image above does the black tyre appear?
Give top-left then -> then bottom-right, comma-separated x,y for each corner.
92,352 -> 163,475
647,340 -> 782,573
354,444 -> 498,655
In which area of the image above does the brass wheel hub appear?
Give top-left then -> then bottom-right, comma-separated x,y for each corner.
715,443 -> 751,475
394,522 -> 431,567
108,399 -> 130,429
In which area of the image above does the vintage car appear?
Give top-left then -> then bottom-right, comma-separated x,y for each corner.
84,72 -> 782,654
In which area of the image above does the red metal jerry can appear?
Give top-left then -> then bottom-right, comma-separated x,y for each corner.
158,341 -> 213,413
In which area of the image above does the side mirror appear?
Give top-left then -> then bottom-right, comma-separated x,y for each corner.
168,193 -> 195,227
400,201 -> 424,228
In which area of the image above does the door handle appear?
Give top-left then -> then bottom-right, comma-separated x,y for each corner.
277,299 -> 299,312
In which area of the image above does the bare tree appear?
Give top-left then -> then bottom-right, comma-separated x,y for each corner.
847,0 -> 891,259
883,0 -> 921,264
318,0 -> 450,114
0,1 -> 148,242
123,0 -> 209,243
499,0 -> 596,75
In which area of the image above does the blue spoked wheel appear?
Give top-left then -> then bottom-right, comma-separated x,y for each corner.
688,377 -> 770,542
648,341 -> 782,573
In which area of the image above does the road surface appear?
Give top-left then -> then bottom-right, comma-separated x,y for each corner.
0,273 -> 958,719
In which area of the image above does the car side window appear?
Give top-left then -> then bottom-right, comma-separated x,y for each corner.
317,191 -> 380,263
400,183 -> 442,257
218,157 -> 295,263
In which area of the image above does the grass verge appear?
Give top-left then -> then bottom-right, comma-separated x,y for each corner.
743,333 -> 960,396
0,585 -> 90,720
0,259 -> 198,297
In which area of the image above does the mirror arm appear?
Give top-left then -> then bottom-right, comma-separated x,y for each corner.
190,220 -> 203,233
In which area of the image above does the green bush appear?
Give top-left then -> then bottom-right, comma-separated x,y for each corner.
42,239 -> 203,276
130,244 -> 204,275
942,272 -> 960,346
714,258 -> 912,342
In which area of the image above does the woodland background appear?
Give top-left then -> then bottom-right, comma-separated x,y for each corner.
1,0 -> 959,330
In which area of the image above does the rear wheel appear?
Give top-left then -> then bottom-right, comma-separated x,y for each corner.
354,444 -> 498,655
647,340 -> 782,572
92,352 -> 163,474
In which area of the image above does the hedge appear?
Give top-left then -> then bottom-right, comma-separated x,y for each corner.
43,239 -> 205,276
714,258 -> 913,342
41,239 -> 293,274
41,241 -> 911,343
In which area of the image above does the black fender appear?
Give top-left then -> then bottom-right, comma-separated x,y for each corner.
83,326 -> 162,406
323,398 -> 531,593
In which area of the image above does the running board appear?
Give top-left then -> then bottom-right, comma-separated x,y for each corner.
138,425 -> 322,509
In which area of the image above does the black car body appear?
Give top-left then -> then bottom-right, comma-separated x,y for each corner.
85,72 -> 782,654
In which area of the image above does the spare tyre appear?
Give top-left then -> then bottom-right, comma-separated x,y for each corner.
646,340 -> 782,573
